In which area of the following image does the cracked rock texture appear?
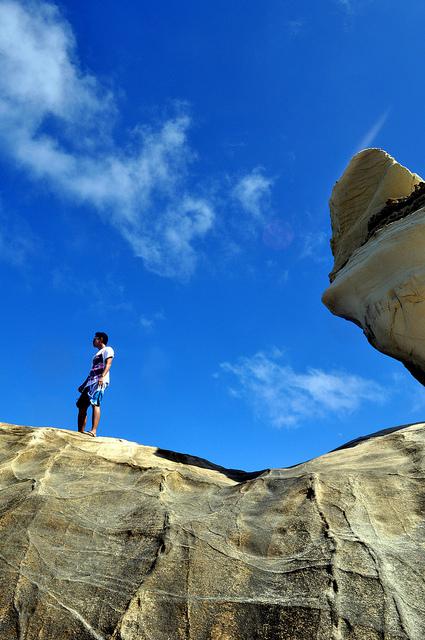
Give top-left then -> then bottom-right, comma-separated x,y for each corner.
323,148 -> 425,385
0,423 -> 424,639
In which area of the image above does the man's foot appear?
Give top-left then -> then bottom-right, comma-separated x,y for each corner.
84,431 -> 96,437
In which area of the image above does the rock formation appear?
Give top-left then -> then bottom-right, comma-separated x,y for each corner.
0,421 -> 424,639
322,148 -> 425,384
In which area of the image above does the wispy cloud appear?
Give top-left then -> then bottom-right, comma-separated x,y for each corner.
0,0 -> 215,279
219,349 -> 386,427
300,231 -> 329,262
233,169 -> 273,219
355,110 -> 390,152
140,310 -> 165,332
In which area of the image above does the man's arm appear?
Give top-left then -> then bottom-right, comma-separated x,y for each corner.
99,357 -> 113,387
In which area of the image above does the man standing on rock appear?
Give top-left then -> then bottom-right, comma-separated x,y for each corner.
76,332 -> 115,437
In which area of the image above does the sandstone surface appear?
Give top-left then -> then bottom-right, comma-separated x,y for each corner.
323,148 -> 425,384
0,422 -> 424,639
327,148 -> 422,281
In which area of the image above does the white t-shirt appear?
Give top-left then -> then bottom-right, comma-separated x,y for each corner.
84,346 -> 115,393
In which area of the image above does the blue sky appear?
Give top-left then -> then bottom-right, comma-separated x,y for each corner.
1,0 -> 425,471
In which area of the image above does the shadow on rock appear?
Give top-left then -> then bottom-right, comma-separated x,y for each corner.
154,447 -> 268,482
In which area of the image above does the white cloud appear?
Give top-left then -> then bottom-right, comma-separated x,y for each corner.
123,196 -> 215,279
0,1 -> 107,124
0,0 -> 214,279
355,110 -> 390,152
220,350 -> 386,427
233,169 -> 273,218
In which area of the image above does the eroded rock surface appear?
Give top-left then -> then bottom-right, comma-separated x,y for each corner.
0,422 -> 424,639
323,148 -> 425,384
327,148 -> 422,281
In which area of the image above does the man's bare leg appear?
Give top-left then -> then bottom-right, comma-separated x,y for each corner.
78,409 -> 87,432
86,405 -> 100,437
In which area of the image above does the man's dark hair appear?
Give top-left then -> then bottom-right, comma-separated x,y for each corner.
95,331 -> 109,345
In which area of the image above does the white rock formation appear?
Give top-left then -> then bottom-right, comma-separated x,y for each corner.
323,148 -> 425,383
